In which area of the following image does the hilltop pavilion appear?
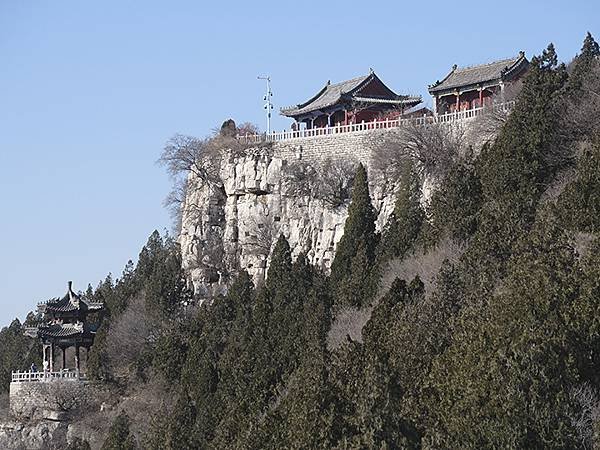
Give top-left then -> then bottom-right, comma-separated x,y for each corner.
428,52 -> 529,114
26,281 -> 103,374
281,70 -> 422,129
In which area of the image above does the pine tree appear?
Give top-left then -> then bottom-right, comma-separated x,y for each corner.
101,412 -> 136,450
378,163 -> 424,262
570,32 -> 600,90
66,438 -> 91,450
330,163 -> 377,307
468,43 -> 568,294
0,318 -> 41,393
429,158 -> 482,242
266,234 -> 293,295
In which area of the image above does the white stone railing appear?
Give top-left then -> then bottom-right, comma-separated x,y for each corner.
11,370 -> 84,383
238,102 -> 515,144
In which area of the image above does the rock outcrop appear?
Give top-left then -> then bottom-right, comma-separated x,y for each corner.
179,142 -> 398,296
179,113 -> 498,295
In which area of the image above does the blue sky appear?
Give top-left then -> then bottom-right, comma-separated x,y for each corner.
0,0 -> 597,326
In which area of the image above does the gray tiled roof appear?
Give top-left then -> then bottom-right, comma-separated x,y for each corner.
429,54 -> 527,93
281,74 -> 370,116
352,95 -> 422,105
41,283 -> 104,314
38,323 -> 84,338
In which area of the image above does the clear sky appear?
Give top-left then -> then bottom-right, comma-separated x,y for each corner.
0,0 -> 597,327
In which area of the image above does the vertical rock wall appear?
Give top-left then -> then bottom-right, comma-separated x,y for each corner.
179,120 -> 486,295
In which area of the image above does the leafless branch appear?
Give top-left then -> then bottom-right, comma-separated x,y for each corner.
562,61 -> 600,140
373,121 -> 464,181
570,383 -> 600,449
284,158 -> 356,207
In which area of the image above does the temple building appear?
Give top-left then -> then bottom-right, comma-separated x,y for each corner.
26,281 -> 103,374
281,70 -> 422,129
428,52 -> 529,114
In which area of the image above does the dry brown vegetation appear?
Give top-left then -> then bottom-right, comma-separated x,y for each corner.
285,158 -> 356,207
570,383 -> 600,450
373,122 -> 465,181
0,393 -> 9,420
377,238 -> 465,300
327,306 -> 374,350
105,294 -> 158,378
564,61 -> 600,138
327,239 -> 465,350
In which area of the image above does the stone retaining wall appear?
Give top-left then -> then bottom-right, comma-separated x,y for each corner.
10,381 -> 85,420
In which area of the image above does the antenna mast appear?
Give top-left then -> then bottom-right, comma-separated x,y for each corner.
258,76 -> 273,134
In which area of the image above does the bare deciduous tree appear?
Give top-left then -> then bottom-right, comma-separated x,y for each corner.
570,383 -> 600,449
377,237 -> 465,301
237,122 -> 260,136
158,123 -> 265,231
285,158 -> 356,207
159,134 -> 222,186
105,294 -> 156,377
563,61 -> 600,139
374,121 -> 465,180
471,103 -> 512,140
0,393 -> 9,420
245,214 -> 280,254
316,158 -> 356,207
284,161 -> 317,197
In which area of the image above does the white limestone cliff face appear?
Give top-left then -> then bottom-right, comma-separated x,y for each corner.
178,146 -> 398,295
178,115 -> 494,296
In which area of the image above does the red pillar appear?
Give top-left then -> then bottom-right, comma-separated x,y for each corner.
455,93 -> 460,111
479,88 -> 483,108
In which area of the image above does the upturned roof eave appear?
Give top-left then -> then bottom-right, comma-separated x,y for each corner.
428,54 -> 528,95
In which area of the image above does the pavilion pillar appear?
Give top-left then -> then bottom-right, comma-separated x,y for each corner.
75,344 -> 80,372
62,347 -> 66,370
479,88 -> 483,108
50,343 -> 55,372
455,92 -> 460,111
42,344 -> 49,367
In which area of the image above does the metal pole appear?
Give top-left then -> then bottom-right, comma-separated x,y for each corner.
258,76 -> 273,135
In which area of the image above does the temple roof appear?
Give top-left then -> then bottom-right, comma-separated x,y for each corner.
38,323 -> 84,339
281,71 -> 421,117
40,282 -> 103,315
429,52 -> 528,94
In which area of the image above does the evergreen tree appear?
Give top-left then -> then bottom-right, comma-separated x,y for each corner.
378,163 -> 424,262
0,318 -> 41,393
466,43 -> 568,295
569,32 -> 600,90
431,212 -> 582,448
161,393 -> 198,450
66,438 -> 91,450
558,138 -> 600,232
330,163 -> 377,307
429,158 -> 482,242
101,412 -> 136,450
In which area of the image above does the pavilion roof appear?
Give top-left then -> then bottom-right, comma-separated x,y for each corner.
40,282 -> 104,315
37,323 -> 85,339
281,71 -> 421,117
429,52 -> 528,94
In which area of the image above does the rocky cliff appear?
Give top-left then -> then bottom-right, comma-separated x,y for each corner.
178,118 -> 489,295
179,145 -> 398,295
